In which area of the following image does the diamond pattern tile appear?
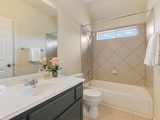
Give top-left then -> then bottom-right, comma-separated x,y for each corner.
101,61 -> 115,81
101,61 -> 114,73
125,38 -> 142,51
92,24 -> 146,86
136,79 -> 145,86
126,70 -> 143,85
108,54 -> 123,67
117,37 -> 128,43
135,43 -> 146,59
117,61 -> 132,73
93,67 -> 105,80
117,73 -> 130,84
101,46 -> 114,59
93,61 -> 100,72
93,39 -> 107,51
93,45 -> 100,58
135,63 -> 145,77
125,53 -> 143,68
94,52 -> 106,66
108,39 -> 123,51
116,45 -> 132,59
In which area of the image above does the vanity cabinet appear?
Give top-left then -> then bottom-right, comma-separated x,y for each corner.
11,83 -> 83,120
58,99 -> 82,120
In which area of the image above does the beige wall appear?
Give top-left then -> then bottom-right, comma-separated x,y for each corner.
0,0 -> 57,49
146,11 -> 154,98
0,0 -> 91,76
0,0 -> 57,76
93,14 -> 146,32
147,0 -> 160,120
92,24 -> 146,86
50,0 -> 91,75
16,50 -> 41,76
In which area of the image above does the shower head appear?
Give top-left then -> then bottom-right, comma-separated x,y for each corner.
81,26 -> 91,36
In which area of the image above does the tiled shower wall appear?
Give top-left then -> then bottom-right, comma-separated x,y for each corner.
93,24 -> 146,86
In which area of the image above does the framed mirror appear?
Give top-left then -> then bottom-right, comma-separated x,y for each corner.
0,0 -> 57,79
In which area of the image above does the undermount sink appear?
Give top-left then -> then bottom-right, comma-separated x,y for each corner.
14,82 -> 55,97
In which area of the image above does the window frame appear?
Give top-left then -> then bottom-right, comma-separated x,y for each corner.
96,26 -> 139,41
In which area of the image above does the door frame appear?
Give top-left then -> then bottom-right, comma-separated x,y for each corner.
0,16 -> 17,77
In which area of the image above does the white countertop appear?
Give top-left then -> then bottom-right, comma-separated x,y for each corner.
0,75 -> 84,120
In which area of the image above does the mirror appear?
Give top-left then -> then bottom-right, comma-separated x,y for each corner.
0,0 -> 57,79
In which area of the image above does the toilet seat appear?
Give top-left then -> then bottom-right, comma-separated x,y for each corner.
84,89 -> 102,99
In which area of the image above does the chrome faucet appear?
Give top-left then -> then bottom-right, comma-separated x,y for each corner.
24,79 -> 38,88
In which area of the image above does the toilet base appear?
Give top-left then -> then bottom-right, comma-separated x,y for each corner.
89,106 -> 99,118
83,104 -> 89,116
83,104 -> 100,119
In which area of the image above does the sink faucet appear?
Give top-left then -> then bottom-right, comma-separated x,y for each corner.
24,79 -> 38,88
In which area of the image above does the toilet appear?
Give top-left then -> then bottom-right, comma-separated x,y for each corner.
83,89 -> 102,118
69,73 -> 102,118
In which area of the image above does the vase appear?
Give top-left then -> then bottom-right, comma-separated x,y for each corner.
44,71 -> 50,80
52,71 -> 58,77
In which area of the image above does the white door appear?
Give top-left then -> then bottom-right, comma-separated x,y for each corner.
0,17 -> 14,79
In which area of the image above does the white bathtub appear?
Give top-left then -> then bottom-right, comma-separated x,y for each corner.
84,80 -> 153,119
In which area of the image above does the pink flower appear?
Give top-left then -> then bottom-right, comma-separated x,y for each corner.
50,57 -> 59,66
40,57 -> 47,65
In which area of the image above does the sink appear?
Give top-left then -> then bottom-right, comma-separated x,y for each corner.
13,82 -> 55,97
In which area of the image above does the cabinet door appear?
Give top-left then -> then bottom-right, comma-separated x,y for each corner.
10,113 -> 27,120
75,84 -> 83,101
59,98 -> 83,120
29,90 -> 75,120
11,117 -> 26,120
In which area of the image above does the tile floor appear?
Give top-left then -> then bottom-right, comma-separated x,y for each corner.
83,105 -> 152,120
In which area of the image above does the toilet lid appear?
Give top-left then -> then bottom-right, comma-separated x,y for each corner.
83,89 -> 102,99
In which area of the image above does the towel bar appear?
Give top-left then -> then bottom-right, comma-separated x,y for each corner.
20,47 -> 44,52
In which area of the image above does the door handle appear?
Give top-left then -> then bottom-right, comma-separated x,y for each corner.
7,64 -> 15,67
7,64 -> 11,67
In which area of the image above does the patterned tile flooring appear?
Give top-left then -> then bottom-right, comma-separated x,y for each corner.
83,105 -> 151,120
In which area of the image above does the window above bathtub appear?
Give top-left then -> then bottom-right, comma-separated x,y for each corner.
97,26 -> 139,40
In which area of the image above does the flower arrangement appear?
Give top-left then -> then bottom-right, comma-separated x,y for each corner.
39,57 -> 48,71
39,57 -> 62,77
48,57 -> 61,72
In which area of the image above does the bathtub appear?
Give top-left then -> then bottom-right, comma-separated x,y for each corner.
84,80 -> 153,119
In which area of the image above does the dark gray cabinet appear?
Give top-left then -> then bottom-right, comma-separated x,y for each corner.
11,83 -> 83,120
58,98 -> 83,120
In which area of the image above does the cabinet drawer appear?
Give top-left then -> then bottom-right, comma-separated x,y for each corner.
29,90 -> 75,120
11,118 -> 26,120
75,84 -> 83,101
58,98 -> 83,120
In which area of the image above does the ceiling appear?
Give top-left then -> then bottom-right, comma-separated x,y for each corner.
83,0 -> 147,22
26,0 -> 57,16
